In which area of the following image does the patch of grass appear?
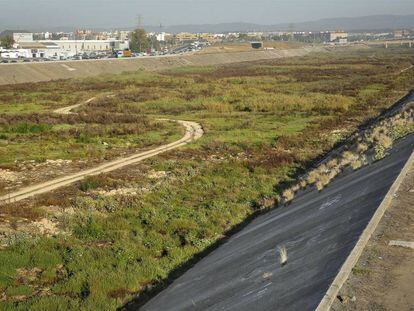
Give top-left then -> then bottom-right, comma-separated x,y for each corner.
79,176 -> 102,192
0,119 -> 182,165
352,267 -> 371,276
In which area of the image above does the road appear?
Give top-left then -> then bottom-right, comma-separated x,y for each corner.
138,133 -> 414,311
0,100 -> 203,204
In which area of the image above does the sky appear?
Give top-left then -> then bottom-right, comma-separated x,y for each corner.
1,0 -> 414,29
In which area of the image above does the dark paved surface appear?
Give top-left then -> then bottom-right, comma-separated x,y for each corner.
140,134 -> 414,311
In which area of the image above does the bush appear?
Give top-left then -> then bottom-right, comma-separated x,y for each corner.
73,215 -> 106,240
79,176 -> 103,192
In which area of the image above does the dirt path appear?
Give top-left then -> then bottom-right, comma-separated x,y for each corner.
0,99 -> 204,204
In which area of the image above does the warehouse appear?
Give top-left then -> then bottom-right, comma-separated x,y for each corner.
12,39 -> 129,58
37,39 -> 129,56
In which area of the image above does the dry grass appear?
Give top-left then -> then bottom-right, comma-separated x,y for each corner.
278,108 -> 413,202
307,170 -> 319,184
282,189 -> 295,203
316,174 -> 331,191
351,159 -> 363,170
299,179 -> 307,189
278,245 -> 288,266
356,143 -> 368,153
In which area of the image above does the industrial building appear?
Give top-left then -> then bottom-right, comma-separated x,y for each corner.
175,32 -> 223,42
328,31 -> 348,42
13,32 -> 34,42
5,33 -> 130,59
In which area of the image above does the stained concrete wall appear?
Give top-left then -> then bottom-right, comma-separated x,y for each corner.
0,47 -> 327,86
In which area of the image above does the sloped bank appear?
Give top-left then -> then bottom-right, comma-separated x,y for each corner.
0,46 -> 327,85
129,92 -> 414,311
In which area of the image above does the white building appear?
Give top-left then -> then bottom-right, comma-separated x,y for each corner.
10,42 -> 60,58
329,32 -> 348,42
40,40 -> 112,55
13,33 -> 34,42
41,39 -> 129,54
13,39 -> 129,58
155,32 -> 166,42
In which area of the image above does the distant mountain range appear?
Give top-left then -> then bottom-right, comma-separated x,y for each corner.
151,14 -> 414,33
1,14 -> 414,34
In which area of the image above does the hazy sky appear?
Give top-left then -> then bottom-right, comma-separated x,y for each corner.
1,0 -> 414,29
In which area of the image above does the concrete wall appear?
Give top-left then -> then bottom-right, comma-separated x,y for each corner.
0,46 -> 327,86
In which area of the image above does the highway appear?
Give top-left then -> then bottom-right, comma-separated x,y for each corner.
137,133 -> 414,311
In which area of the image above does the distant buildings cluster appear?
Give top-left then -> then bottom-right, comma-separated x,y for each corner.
1,27 -> 413,61
2,32 -> 129,59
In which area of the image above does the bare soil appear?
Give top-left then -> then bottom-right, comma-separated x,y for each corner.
333,160 -> 414,311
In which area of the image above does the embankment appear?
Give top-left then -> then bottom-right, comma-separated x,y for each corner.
0,46 -> 327,85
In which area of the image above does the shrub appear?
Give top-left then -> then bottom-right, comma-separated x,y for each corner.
3,122 -> 52,134
72,215 -> 106,240
307,170 -> 319,184
282,189 -> 295,203
374,144 -> 387,161
79,176 -> 103,192
351,159 -> 363,170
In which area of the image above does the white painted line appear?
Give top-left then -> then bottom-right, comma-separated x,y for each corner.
389,240 -> 414,249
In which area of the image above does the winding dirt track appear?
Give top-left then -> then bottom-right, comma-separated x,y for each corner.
0,99 -> 203,204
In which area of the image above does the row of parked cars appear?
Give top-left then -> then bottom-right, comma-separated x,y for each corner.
0,44 -> 207,64
1,58 -> 46,63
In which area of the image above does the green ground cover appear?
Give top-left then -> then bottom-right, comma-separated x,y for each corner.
0,47 -> 413,310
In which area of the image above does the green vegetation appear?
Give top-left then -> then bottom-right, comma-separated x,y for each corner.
0,35 -> 14,49
130,28 -> 160,53
0,47 -> 414,310
0,108 -> 182,165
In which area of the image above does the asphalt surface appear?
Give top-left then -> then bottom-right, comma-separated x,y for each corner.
140,134 -> 414,311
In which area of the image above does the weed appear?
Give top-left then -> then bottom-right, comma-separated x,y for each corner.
278,245 -> 288,266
